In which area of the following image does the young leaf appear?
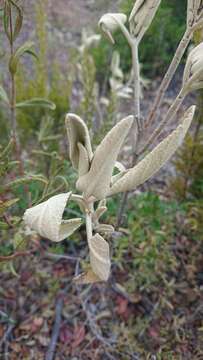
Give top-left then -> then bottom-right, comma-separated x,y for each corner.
89,233 -> 111,281
10,0 -> 23,41
65,113 -> 93,171
183,42 -> 203,93
187,0 -> 202,27
95,224 -> 115,234
16,98 -> 56,110
129,0 -> 161,42
0,85 -> 9,104
77,143 -> 90,177
99,13 -> 127,44
108,106 -> 196,196
76,115 -> 133,200
3,2 -> 11,42
23,193 -> 82,242
9,41 -> 36,75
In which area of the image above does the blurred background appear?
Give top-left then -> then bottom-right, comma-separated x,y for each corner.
0,0 -> 203,359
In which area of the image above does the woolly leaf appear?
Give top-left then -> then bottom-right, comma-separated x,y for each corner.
183,42 -> 203,93
129,0 -> 161,41
95,224 -> 115,234
23,193 -> 82,242
108,106 -> 196,196
65,113 -> 93,171
77,142 -> 90,177
89,233 -> 111,281
76,115 -> 133,200
99,13 -> 127,44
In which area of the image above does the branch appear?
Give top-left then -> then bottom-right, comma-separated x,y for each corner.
45,294 -> 64,360
138,88 -> 185,156
0,250 -> 35,262
145,26 -> 193,129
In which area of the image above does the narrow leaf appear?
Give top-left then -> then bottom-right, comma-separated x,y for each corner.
9,41 -> 36,75
16,98 -> 56,110
0,85 -> 9,104
108,106 -> 196,196
76,115 -> 133,200
11,0 -> 23,41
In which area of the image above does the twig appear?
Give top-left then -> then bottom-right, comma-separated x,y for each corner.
0,323 -> 15,351
138,88 -> 185,156
145,26 -> 193,129
45,294 -> 64,360
45,252 -> 81,262
0,249 -> 35,262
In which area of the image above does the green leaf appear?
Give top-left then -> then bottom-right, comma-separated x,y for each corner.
0,85 -> 9,104
16,98 -> 56,110
9,41 -> 36,75
3,2 -> 11,42
10,0 -> 23,41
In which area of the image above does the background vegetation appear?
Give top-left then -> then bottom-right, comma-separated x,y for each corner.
0,0 -> 202,359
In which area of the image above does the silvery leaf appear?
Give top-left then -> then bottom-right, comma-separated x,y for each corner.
95,224 -> 115,234
129,0 -> 161,41
108,106 -> 196,196
99,13 -> 127,44
89,233 -> 111,281
23,193 -> 82,242
65,113 -> 93,171
76,115 -> 133,200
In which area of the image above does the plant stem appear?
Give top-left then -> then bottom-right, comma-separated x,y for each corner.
131,40 -> 141,132
86,202 -> 93,243
138,88 -> 185,156
116,38 -> 141,229
145,27 -> 193,129
8,4 -> 24,177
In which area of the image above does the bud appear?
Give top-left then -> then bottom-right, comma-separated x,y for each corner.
187,0 -> 203,27
129,0 -> 161,41
98,13 -> 127,44
183,42 -> 203,93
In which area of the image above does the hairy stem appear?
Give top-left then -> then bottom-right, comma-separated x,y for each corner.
138,88 -> 186,156
116,38 -> 141,229
145,27 -> 193,129
86,202 -> 93,243
131,40 -> 141,131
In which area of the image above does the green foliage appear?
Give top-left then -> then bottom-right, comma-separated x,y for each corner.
92,0 -> 187,77
113,193 -> 184,290
14,0 -> 72,135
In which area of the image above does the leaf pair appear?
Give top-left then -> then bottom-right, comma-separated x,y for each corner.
3,0 -> 23,44
66,114 -> 133,200
183,42 -> 203,93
